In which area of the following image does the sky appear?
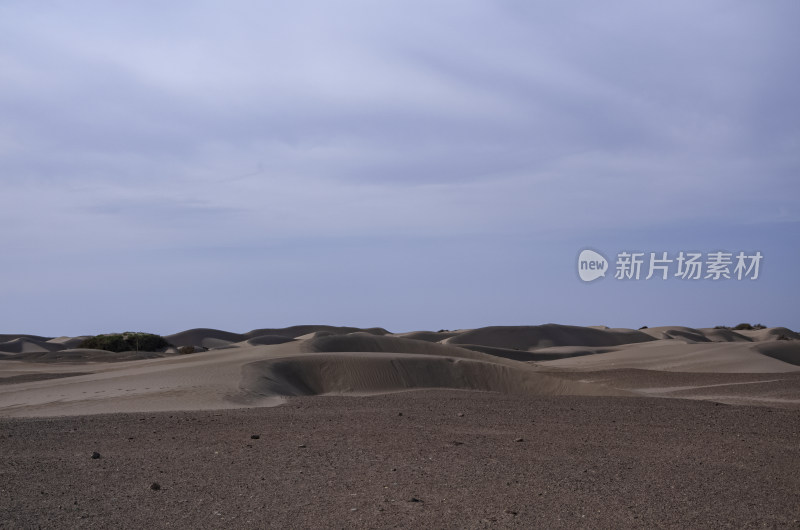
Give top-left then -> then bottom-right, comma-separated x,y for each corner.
1,1 -> 798,336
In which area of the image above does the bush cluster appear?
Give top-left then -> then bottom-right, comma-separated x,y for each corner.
78,332 -> 171,353
733,323 -> 766,330
715,323 -> 767,331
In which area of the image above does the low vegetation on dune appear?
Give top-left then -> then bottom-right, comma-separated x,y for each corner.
714,323 -> 767,330
78,332 -> 171,353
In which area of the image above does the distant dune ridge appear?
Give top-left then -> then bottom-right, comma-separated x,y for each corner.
445,324 -> 656,350
0,324 -> 798,416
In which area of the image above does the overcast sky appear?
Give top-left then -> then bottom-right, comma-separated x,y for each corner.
2,1 -> 798,336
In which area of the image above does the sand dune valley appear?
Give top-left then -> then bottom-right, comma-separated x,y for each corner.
2,324 -> 799,528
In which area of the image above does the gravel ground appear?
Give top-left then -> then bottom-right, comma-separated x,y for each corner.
2,390 -> 799,529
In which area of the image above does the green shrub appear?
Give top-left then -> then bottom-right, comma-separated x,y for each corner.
178,345 -> 196,355
78,332 -> 171,353
733,323 -> 754,330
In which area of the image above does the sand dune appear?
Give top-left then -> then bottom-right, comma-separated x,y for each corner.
1,324 -> 798,417
392,330 -> 461,342
45,336 -> 90,348
0,334 -> 52,343
242,325 -> 389,340
0,344 -> 294,416
241,334 -> 297,346
696,327 -> 754,342
733,326 -> 800,341
164,328 -> 245,347
752,340 -> 800,366
240,353 -> 627,398
165,325 -> 389,348
3,348 -> 168,363
305,333 -> 510,364
0,337 -> 64,355
538,340 -> 800,373
640,326 -> 796,343
446,324 -> 655,350
640,326 -> 714,343
428,343 -> 613,362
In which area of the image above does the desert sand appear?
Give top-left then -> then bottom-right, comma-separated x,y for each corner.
1,324 -> 799,527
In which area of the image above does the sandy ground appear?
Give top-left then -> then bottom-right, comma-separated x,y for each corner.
2,391 -> 799,529
1,324 -> 799,527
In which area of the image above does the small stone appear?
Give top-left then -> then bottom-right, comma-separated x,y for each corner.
397,412 -> 403,416
298,444 -> 306,448
452,441 -> 464,446
91,452 -> 101,459
409,497 -> 422,503
515,438 -> 524,442
250,434 -> 260,439
457,413 -> 464,417
150,482 -> 161,491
